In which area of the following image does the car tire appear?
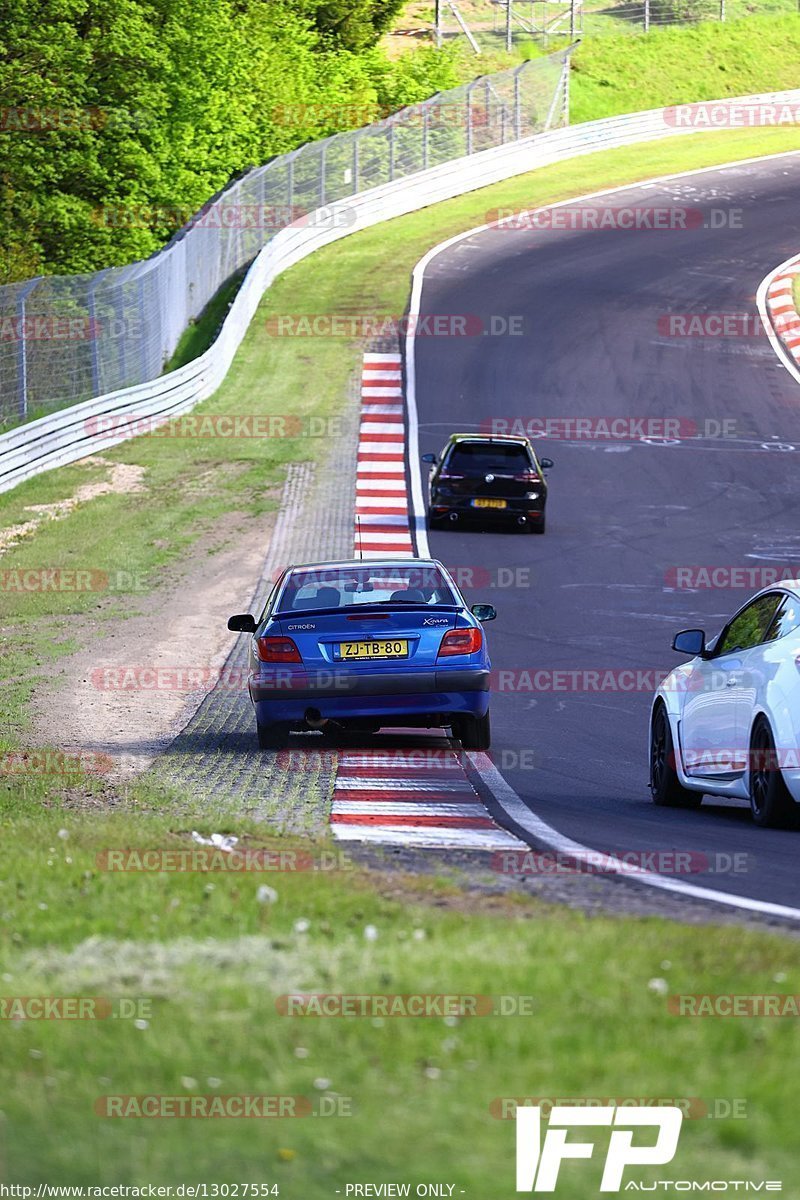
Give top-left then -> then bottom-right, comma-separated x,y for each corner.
428,509 -> 446,528
456,709 -> 491,751
748,718 -> 797,828
650,705 -> 702,808
257,719 -> 289,750
530,513 -> 546,535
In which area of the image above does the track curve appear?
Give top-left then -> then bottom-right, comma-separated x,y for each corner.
411,153 -> 800,911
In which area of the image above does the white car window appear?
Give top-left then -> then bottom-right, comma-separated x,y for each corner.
764,595 -> 800,642
715,594 -> 783,656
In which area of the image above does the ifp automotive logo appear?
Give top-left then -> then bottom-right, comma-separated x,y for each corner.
516,1104 -> 682,1192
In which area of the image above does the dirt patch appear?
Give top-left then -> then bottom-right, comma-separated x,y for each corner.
0,458 -> 147,555
30,508 -> 272,781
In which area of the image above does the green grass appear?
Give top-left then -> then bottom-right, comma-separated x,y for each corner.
393,9 -> 800,121
570,13 -> 800,122
3,126 -> 800,1183
1,807 -> 800,1186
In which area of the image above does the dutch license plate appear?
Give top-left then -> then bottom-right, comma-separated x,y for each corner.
473,498 -> 507,509
338,639 -> 409,661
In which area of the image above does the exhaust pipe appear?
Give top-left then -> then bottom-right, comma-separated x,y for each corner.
517,516 -> 527,526
304,706 -> 326,729
449,511 -> 459,523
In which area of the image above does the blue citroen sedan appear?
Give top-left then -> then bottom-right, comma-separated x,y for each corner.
227,558 -> 496,750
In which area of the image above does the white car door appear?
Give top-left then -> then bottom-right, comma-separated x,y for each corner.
681,593 -> 783,777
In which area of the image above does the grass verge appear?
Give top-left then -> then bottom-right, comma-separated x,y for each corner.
1,808 -> 799,1185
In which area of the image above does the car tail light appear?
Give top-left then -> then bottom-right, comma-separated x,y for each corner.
257,636 -> 302,663
437,473 -> 464,481
514,472 -> 540,482
438,627 -> 483,657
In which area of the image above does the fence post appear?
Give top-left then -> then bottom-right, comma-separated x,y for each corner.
719,0 -> 725,18
506,0 -> 513,50
389,121 -> 395,180
113,281 -> 127,387
319,141 -> 327,206
644,0 -> 650,32
353,136 -> 360,193
514,67 -> 522,140
137,275 -> 148,380
287,150 -> 295,216
423,103 -> 430,169
466,83 -> 473,154
16,277 -> 40,422
86,271 -> 107,398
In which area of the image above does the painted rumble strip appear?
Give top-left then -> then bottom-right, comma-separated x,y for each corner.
331,739 -> 523,849
765,256 -> 800,362
328,354 -> 524,851
355,353 -> 414,559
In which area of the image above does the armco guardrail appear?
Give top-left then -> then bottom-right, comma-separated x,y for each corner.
3,90 -> 800,495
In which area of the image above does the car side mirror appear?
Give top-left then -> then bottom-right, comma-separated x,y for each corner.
672,628 -> 705,656
422,453 -> 437,464
540,457 -> 554,469
228,613 -> 257,633
471,603 -> 496,622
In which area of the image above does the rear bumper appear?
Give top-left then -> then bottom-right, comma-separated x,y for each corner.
250,666 -> 490,725
430,496 -> 545,519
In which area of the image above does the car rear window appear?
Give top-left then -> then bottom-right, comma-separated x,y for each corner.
276,564 -> 457,613
445,442 -> 533,472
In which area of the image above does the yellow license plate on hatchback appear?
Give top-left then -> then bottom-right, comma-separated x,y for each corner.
338,639 -> 409,661
473,498 -> 507,509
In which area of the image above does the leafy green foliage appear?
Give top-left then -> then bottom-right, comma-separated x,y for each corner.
0,0 -> 450,279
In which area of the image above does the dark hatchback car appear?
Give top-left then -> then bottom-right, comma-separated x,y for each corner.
423,434 -> 553,533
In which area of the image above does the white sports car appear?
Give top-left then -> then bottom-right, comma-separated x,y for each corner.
649,582 -> 800,827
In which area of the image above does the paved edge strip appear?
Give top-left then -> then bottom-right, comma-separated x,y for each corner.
404,159 -> 800,922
